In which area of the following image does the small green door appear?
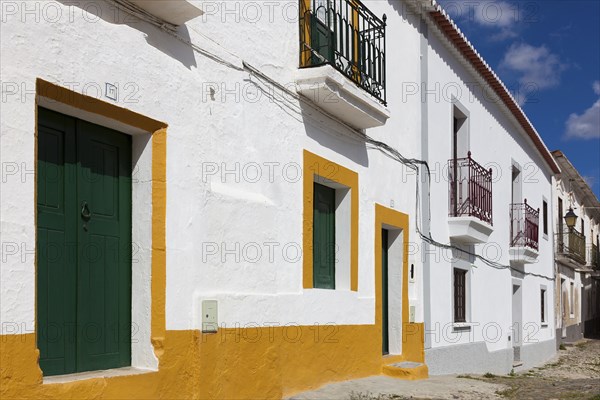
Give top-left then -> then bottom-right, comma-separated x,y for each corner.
313,183 -> 335,289
382,229 -> 389,355
37,108 -> 132,376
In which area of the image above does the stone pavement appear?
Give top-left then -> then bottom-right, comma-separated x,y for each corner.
288,339 -> 600,400
287,375 -> 507,400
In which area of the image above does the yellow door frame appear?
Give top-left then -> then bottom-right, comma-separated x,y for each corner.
34,79 -> 168,360
374,204 -> 426,367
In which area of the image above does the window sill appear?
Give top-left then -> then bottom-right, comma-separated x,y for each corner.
452,323 -> 472,332
43,367 -> 156,385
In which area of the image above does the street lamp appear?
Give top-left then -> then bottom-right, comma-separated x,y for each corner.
564,207 -> 578,230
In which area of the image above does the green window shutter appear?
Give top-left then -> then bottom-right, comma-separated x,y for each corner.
313,183 -> 336,289
37,108 -> 132,376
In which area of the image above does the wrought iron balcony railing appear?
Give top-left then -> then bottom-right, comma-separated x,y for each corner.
510,200 -> 539,251
449,152 -> 493,225
590,243 -> 599,270
556,227 -> 586,265
299,0 -> 387,105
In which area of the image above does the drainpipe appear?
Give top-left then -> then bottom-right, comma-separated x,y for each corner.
419,15 -> 432,350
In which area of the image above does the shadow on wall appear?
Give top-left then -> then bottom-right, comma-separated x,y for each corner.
56,0 -> 197,69
300,101 -> 370,168
238,74 -> 371,168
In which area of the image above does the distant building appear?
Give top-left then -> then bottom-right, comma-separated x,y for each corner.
552,151 -> 600,345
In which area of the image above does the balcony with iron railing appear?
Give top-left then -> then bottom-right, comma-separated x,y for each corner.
300,0 -> 386,103
556,227 -> 586,266
296,0 -> 390,129
447,152 -> 494,243
509,200 -> 539,263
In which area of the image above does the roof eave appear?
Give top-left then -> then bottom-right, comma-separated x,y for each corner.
419,0 -> 560,175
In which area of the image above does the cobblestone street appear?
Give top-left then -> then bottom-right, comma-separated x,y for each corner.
456,338 -> 600,400
290,339 -> 600,400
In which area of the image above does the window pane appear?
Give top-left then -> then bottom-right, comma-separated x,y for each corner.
543,201 -> 548,235
454,269 -> 466,323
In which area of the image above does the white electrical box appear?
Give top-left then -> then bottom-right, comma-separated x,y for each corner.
409,305 -> 416,323
202,300 -> 218,333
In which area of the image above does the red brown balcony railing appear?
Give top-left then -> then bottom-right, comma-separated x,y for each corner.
448,152 -> 493,225
510,200 -> 539,251
556,227 -> 586,265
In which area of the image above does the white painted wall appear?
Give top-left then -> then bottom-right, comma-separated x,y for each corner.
0,0 -> 422,336
0,0 -> 560,372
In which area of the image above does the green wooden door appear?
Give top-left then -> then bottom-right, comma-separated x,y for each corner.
313,183 -> 336,289
382,229 -> 389,355
37,109 -> 78,376
76,120 -> 132,372
37,108 -> 132,376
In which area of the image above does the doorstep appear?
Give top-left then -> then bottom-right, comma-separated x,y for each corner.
383,362 -> 429,380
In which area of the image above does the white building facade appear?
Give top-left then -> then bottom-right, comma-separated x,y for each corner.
418,9 -> 559,374
0,0 -> 562,398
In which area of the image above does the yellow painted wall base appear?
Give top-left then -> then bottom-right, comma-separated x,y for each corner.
1,323 -> 426,399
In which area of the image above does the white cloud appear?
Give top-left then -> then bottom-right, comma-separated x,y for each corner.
472,1 -> 516,28
489,28 -> 519,42
440,0 -> 519,41
441,0 -> 516,27
565,99 -> 600,140
593,80 -> 600,95
500,43 -> 566,89
564,82 -> 600,140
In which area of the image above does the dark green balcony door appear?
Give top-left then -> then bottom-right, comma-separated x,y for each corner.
382,229 -> 389,355
310,12 -> 334,65
37,108 -> 132,376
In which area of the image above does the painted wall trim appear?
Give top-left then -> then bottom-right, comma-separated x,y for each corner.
303,150 -> 359,291
374,204 -> 424,364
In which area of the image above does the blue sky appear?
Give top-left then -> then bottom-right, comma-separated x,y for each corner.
438,0 -> 600,197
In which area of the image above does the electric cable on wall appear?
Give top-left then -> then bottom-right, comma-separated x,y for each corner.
109,0 -> 555,282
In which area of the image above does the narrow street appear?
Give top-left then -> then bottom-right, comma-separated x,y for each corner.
290,339 -> 600,400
